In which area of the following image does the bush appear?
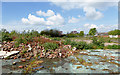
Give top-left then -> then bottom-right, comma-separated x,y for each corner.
66,33 -> 78,37
40,29 -> 61,37
85,43 -> 94,49
76,41 -> 87,50
15,36 -> 27,44
52,37 -> 61,41
14,42 -> 19,48
14,36 -> 27,47
70,41 -> 78,47
24,36 -> 33,42
43,42 -> 59,50
2,34 -> 13,42
62,39 -> 71,45
106,45 -> 120,49
92,37 -> 104,47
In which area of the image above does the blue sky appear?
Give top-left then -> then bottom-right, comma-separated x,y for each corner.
1,1 -> 118,34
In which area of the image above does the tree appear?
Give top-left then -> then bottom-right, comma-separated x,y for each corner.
108,29 -> 120,35
89,28 -> 97,36
79,31 -> 84,37
40,29 -> 61,37
1,29 -> 12,41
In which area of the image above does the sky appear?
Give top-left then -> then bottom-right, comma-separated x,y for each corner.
0,0 -> 119,34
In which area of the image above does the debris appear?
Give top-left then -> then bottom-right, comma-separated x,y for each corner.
0,51 -> 19,59
32,66 -> 44,70
77,66 -> 82,69
20,59 -> 26,62
12,62 -> 16,65
72,47 -> 76,51
18,66 -> 24,68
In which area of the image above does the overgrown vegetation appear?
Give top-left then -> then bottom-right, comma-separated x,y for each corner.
108,29 -> 120,35
0,28 -> 119,50
89,28 -> 97,36
40,29 -> 62,37
43,42 -> 59,50
92,37 -> 105,49
105,45 -> 120,49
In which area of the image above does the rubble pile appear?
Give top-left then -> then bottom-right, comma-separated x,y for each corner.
0,37 -> 77,59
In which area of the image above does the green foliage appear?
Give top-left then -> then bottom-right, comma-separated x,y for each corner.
2,34 -> 13,41
70,41 -> 78,47
79,31 -> 84,37
24,35 -> 33,42
62,39 -> 71,45
43,42 -> 59,50
92,37 -> 104,46
106,45 -> 120,49
89,28 -> 97,36
14,36 -> 27,47
108,29 -> 120,35
85,43 -> 94,49
20,50 -> 27,55
52,37 -> 61,41
1,29 -> 13,42
14,42 -> 19,48
15,36 -> 27,44
40,29 -> 61,37
75,41 -> 87,50
66,33 -> 78,37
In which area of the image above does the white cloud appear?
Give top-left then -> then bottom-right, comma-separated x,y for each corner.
83,23 -> 118,32
49,0 -> 118,20
50,0 -> 118,10
68,17 -> 80,23
36,10 -> 55,17
78,15 -> 81,18
22,10 -> 64,26
46,26 -> 51,29
2,0 -> 119,2
84,23 -> 98,28
21,18 -> 29,24
46,14 -> 64,25
83,7 -> 103,20
22,14 -> 45,25
84,23 -> 89,27
89,24 -> 98,28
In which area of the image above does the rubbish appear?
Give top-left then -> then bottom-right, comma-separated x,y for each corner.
20,59 -> 26,62
32,66 -> 44,70
12,62 -> 16,65
76,66 -> 82,69
72,47 -> 77,51
18,66 -> 24,68
0,51 -> 19,59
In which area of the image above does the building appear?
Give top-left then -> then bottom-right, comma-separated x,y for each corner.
71,31 -> 78,34
58,31 -> 63,36
95,33 -> 109,37
109,35 -> 120,38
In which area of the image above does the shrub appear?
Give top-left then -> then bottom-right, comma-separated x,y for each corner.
76,41 -> 87,50
43,42 -> 59,50
92,37 -> 104,47
40,29 -> 61,37
15,36 -> 27,44
62,39 -> 71,45
70,41 -> 78,47
106,45 -> 120,49
52,37 -> 61,41
2,34 -> 13,42
14,36 -> 27,47
24,36 -> 33,42
14,42 -> 19,48
66,33 -> 78,37
85,43 -> 94,49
